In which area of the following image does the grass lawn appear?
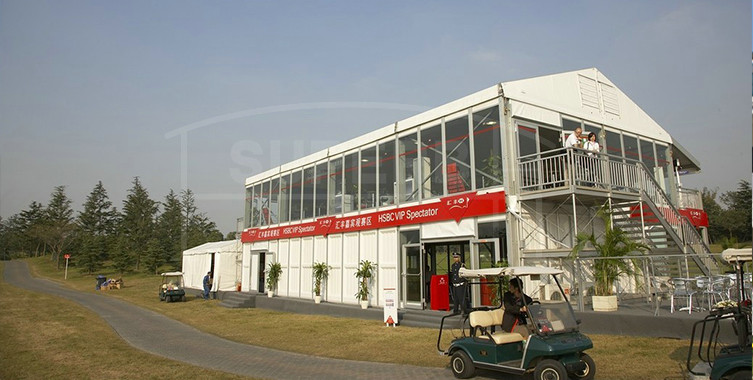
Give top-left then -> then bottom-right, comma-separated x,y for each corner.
22,257 -> 693,379
0,261 -> 250,380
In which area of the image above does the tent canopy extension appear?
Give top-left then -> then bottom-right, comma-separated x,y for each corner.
182,240 -> 241,292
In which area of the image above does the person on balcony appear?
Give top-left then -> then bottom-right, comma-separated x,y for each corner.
564,126 -> 583,149
585,132 -> 600,156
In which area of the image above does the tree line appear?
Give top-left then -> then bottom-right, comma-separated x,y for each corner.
0,178 -> 224,274
702,179 -> 752,246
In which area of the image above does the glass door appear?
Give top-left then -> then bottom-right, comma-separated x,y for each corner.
401,244 -> 423,309
470,239 -> 500,308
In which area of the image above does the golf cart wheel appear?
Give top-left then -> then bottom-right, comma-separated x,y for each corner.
181,295 -> 186,302
165,295 -> 171,303
571,353 -> 595,380
450,350 -> 475,379
725,370 -> 752,380
533,359 -> 567,380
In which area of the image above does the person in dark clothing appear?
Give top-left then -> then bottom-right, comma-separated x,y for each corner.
202,272 -> 212,300
502,278 -> 533,335
450,253 -> 468,315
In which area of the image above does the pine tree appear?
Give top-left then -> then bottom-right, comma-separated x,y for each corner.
181,189 -> 222,248
119,177 -> 158,271
18,201 -> 47,256
44,186 -> 76,269
155,190 -> 183,267
142,237 -> 165,275
111,234 -> 134,275
77,181 -> 120,273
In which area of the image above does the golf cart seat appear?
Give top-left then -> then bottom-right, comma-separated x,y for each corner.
469,310 -> 525,345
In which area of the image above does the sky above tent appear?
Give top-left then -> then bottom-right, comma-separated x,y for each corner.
0,1 -> 750,233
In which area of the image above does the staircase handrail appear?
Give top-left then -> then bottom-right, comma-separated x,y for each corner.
635,163 -> 718,273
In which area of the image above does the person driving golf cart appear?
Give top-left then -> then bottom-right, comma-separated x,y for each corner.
502,277 -> 532,337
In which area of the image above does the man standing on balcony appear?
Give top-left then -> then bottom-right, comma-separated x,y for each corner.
565,126 -> 583,149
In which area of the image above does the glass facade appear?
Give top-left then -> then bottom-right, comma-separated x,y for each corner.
290,170 -> 302,222
360,146 -> 377,210
328,158 -> 343,214
302,167 -> 315,219
420,124 -> 443,199
398,133 -> 418,202
314,162 -> 328,217
269,178 -> 280,225
279,174 -> 290,223
378,140 -> 396,206
444,115 -> 471,194
472,106 -> 503,189
343,152 -> 359,213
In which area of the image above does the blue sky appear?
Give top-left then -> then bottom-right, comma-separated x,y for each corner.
0,1 -> 750,233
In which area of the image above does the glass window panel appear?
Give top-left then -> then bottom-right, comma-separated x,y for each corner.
259,181 -> 270,226
315,162 -> 328,217
252,184 -> 261,227
605,130 -> 623,160
420,124 -> 443,198
562,118 -> 581,136
378,140 -> 396,207
472,106 -> 503,189
639,139 -> 656,169
360,146 -> 377,210
343,153 -> 358,213
302,167 -> 315,219
444,116 -> 471,194
245,187 -> 253,228
269,178 -> 279,224
400,229 -> 420,245
623,135 -> 639,162
539,127 -> 561,156
517,124 -> 537,157
478,221 -> 507,263
656,144 -> 672,197
328,158 -> 343,214
398,133 -> 418,202
279,174 -> 290,223
290,170 -> 302,221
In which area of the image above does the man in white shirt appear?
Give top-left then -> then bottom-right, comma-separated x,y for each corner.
564,127 -> 583,149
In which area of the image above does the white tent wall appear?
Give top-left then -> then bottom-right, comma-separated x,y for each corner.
289,238 -> 302,298
181,240 -> 241,291
378,228 -> 399,308
343,232 -> 360,305
327,234 -> 343,303
277,239 -> 290,296
241,243 -> 251,292
313,236 -> 328,300
359,230 -> 378,306
300,236 -> 314,299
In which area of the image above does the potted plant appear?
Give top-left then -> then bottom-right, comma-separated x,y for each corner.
312,261 -> 330,304
571,206 -> 647,311
354,260 -> 377,309
266,262 -> 282,298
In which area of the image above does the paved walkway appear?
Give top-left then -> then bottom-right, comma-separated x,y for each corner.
3,261 -> 457,380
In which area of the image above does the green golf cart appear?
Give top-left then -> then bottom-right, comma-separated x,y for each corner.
687,248 -> 751,380
159,272 -> 186,303
438,266 -> 594,380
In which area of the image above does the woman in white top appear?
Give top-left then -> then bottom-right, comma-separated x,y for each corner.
585,132 -> 600,156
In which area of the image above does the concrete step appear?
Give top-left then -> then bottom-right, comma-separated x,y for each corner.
219,292 -> 258,308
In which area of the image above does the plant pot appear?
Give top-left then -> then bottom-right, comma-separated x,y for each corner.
592,295 -> 618,311
360,300 -> 369,309
315,295 -> 322,304
268,290 -> 274,298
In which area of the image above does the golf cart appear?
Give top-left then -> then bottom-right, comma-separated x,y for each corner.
438,266 -> 594,380
687,248 -> 751,380
159,272 -> 186,303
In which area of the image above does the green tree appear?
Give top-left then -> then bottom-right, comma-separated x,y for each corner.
111,234 -> 134,274
155,190 -> 183,267
701,188 -> 725,243
119,177 -> 158,271
43,186 -> 76,269
719,180 -> 752,242
181,189 -> 222,249
142,237 -> 165,275
17,201 -> 48,256
77,181 -> 120,273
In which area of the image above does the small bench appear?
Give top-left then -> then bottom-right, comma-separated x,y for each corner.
469,309 -> 525,345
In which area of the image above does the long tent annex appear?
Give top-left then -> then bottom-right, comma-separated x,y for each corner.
182,240 -> 242,293
239,68 -> 712,311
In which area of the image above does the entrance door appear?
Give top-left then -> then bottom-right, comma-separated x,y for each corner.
423,241 -> 470,310
401,244 -> 423,308
258,252 -> 266,293
470,239 -> 500,307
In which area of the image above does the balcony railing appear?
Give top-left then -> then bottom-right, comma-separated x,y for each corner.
678,188 -> 704,210
518,148 -> 641,194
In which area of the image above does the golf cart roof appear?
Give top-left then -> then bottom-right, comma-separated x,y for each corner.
459,266 -> 563,278
161,272 -> 184,276
721,248 -> 752,263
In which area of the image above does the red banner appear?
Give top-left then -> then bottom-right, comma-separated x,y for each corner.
629,204 -> 709,228
242,191 -> 506,243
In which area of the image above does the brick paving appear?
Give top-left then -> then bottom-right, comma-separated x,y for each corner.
4,261 -> 464,380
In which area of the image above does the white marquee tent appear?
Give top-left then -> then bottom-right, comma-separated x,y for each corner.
182,240 -> 242,292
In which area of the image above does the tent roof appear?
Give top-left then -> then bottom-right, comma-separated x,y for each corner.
459,266 -> 563,278
183,240 -> 241,256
